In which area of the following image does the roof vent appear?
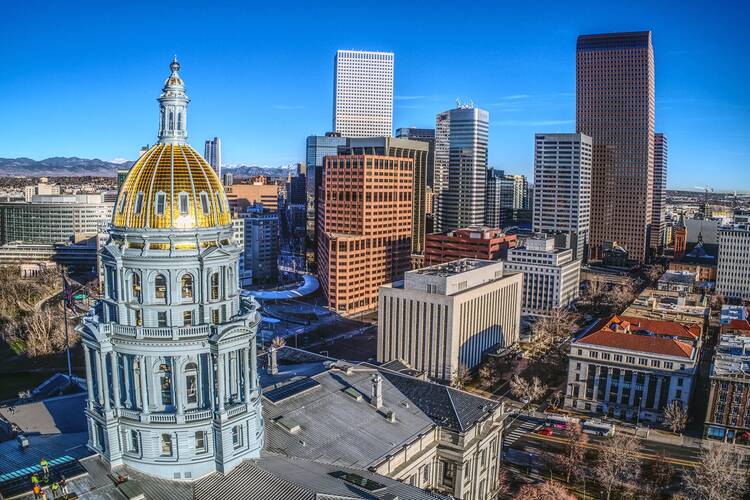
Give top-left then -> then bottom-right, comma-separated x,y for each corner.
275,416 -> 301,434
385,409 -> 396,423
344,387 -> 363,402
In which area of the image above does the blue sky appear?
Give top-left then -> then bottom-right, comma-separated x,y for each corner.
1,1 -> 748,190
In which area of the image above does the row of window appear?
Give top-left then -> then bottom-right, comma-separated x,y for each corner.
118,191 -> 224,217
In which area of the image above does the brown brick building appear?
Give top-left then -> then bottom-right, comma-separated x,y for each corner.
576,31 -> 655,263
424,227 -> 517,266
317,154 -> 413,314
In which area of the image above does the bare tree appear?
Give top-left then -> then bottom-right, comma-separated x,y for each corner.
607,284 -> 636,313
685,443 -> 749,500
510,375 -> 547,404
452,364 -> 470,389
556,422 -> 589,483
646,264 -> 665,284
549,390 -> 563,410
517,480 -> 576,500
641,450 -> 674,498
663,400 -> 689,434
495,467 -> 512,499
271,336 -> 287,348
478,362 -> 496,388
594,434 -> 641,500
582,277 -> 608,309
13,304 -> 76,357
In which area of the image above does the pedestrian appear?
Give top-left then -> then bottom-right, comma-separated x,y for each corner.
60,477 -> 69,495
50,481 -> 60,498
40,489 -> 48,500
31,473 -> 39,486
32,484 -> 41,499
40,458 -> 49,475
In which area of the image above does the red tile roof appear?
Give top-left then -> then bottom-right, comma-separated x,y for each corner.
721,319 -> 750,334
575,315 -> 697,358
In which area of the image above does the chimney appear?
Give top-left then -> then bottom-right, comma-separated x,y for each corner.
371,373 -> 383,409
267,347 -> 278,375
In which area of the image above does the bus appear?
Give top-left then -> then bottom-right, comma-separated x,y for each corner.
544,414 -> 571,430
581,419 -> 615,436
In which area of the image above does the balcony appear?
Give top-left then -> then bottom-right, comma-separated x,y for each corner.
110,323 -> 212,340
118,407 -> 213,423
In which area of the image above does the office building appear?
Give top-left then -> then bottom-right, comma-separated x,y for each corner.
424,227 -> 517,266
717,224 -> 750,301
651,133 -> 668,253
333,50 -> 394,137
577,31 -> 655,263
705,334 -> 750,443
305,133 -> 348,249
204,136 -> 221,178
239,204 -> 279,284
396,127 -> 435,188
533,133 -> 592,260
485,169 -> 528,228
317,154 -> 413,314
0,194 -> 114,245
224,182 -> 279,212
23,178 -> 61,202
503,234 -> 581,316
80,57 -> 264,479
434,106 -> 489,233
339,137 -> 428,254
565,315 -> 701,423
378,259 -> 522,381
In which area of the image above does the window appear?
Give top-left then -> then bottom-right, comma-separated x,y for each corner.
160,365 -> 173,406
161,434 -> 173,456
677,377 -> 683,387
200,192 -> 210,214
155,192 -> 166,215
155,274 -> 167,303
626,356 -> 635,364
664,362 -> 674,369
421,464 -> 430,483
118,192 -> 128,214
183,310 -> 193,326
232,425 -> 243,449
157,311 -> 167,327
212,309 -> 220,324
131,273 -> 141,302
215,192 -> 224,213
133,192 -> 144,215
195,431 -> 207,454
441,461 -> 456,488
134,309 -> 142,326
129,430 -> 139,453
185,362 -> 198,405
181,274 -> 194,300
210,272 -> 220,301
179,193 -> 190,215
614,354 -> 623,362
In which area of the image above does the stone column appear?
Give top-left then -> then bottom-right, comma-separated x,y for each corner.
99,351 -> 110,410
95,349 -> 105,406
123,355 -> 132,408
217,352 -> 225,412
110,351 -> 121,409
249,341 -> 257,392
83,345 -> 94,409
207,353 -> 215,410
242,347 -> 251,403
174,357 -> 184,415
139,355 -> 149,414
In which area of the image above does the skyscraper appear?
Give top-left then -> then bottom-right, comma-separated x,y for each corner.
651,133 -> 668,253
396,127 -> 436,188
204,136 -> 221,178
317,154 -> 413,314
485,169 -> 528,228
333,50 -> 394,137
433,106 -> 489,233
576,31 -> 655,263
533,133 -> 592,261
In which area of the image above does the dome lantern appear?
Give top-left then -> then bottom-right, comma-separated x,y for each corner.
158,56 -> 189,145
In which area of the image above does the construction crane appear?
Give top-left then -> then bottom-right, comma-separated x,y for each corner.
694,186 -> 714,218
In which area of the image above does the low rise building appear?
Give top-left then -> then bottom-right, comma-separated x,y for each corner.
721,305 -> 748,325
424,227 -> 517,266
705,334 -> 750,444
622,287 -> 709,330
657,270 -> 696,293
503,234 -> 581,315
565,315 -> 702,424
377,259 -> 522,382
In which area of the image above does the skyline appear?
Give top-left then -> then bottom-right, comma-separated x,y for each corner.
1,1 -> 748,190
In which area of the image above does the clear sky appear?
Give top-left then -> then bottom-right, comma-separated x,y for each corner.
1,1 -> 748,190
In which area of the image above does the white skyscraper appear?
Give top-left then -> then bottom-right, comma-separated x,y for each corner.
204,136 -> 221,178
333,50 -> 394,137
717,224 -> 750,301
533,133 -> 592,261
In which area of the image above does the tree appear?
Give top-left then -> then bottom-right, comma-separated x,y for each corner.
641,450 -> 674,498
452,364 -> 470,389
646,264 -> 665,284
549,390 -> 564,410
607,284 -> 636,313
478,362 -> 497,388
517,480 -> 575,500
510,375 -> 547,405
495,467 -> 512,499
582,277 -> 608,309
685,443 -> 749,500
594,434 -> 641,500
556,422 -> 589,483
663,400 -> 689,434
11,304 -> 76,357
532,308 -> 579,342
271,336 -> 286,348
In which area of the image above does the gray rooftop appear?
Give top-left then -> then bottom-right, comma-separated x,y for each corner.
411,258 -> 495,277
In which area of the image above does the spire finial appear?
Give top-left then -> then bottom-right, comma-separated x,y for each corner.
170,55 -> 180,74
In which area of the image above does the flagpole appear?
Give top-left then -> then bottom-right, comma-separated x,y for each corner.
62,269 -> 73,385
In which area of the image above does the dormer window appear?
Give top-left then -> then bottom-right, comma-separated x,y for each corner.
200,192 -> 210,214
155,192 -> 166,215
215,192 -> 224,213
179,192 -> 190,215
118,193 -> 128,214
133,192 -> 144,215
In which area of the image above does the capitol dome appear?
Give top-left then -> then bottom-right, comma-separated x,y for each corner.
112,57 -> 230,231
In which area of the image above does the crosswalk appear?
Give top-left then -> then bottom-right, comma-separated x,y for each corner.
504,418 -> 541,447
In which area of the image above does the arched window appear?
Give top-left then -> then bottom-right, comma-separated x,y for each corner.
158,362 -> 173,407
155,274 -> 167,303
131,273 -> 141,302
210,272 -> 220,301
133,358 -> 142,408
177,112 -> 182,131
168,111 -> 174,130
160,107 -> 165,131
184,362 -> 198,406
181,274 -> 194,300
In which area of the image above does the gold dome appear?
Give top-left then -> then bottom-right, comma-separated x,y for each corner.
112,143 -> 231,230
